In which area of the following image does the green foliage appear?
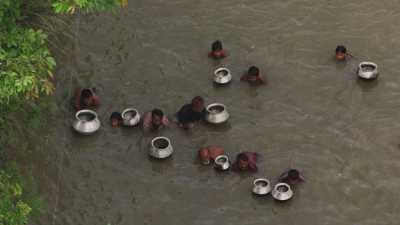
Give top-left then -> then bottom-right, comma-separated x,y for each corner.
52,0 -> 127,14
0,165 -> 32,225
0,0 -> 21,30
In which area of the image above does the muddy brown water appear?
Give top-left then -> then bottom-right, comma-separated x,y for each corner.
30,0 -> 400,225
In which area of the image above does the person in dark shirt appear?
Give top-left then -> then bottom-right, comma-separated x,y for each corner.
74,88 -> 100,111
335,45 -> 347,61
278,168 -> 304,186
176,96 -> 206,129
208,40 -> 227,59
240,66 -> 265,84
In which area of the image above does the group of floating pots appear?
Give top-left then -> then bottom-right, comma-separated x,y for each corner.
72,107 -> 141,135
252,178 -> 294,201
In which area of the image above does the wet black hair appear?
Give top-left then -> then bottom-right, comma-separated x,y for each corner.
211,40 -> 223,52
81,89 -> 93,99
110,112 -> 122,121
248,66 -> 260,77
151,108 -> 164,118
288,169 -> 300,179
237,153 -> 249,162
335,45 -> 347,54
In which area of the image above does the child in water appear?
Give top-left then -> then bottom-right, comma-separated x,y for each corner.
110,112 -> 123,127
278,168 -> 304,186
198,146 -> 225,165
208,40 -> 227,59
232,152 -> 258,172
240,66 -> 265,84
74,88 -> 100,111
335,45 -> 348,61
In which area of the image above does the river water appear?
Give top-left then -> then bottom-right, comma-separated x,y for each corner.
31,0 -> 400,225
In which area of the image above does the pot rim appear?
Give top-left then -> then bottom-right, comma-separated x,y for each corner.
358,61 -> 378,71
253,178 -> 270,187
214,155 -> 229,165
274,182 -> 291,193
75,109 -> 98,121
206,103 -> 227,114
151,136 -> 171,150
214,67 -> 231,76
121,108 -> 140,119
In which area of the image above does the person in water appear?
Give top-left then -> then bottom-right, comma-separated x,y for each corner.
240,66 -> 265,84
208,40 -> 227,59
142,108 -> 170,131
176,96 -> 206,129
110,112 -> 123,127
232,152 -> 258,172
74,88 -> 100,111
198,146 -> 225,165
278,168 -> 304,186
335,45 -> 347,61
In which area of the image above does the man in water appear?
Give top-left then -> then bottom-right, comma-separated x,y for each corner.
176,96 -> 206,129
208,40 -> 227,59
198,146 -> 225,165
240,66 -> 265,84
110,112 -> 123,127
232,152 -> 258,172
74,88 -> 100,111
335,45 -> 347,61
142,108 -> 169,131
278,168 -> 304,186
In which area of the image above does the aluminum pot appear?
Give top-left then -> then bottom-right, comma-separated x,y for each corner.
122,108 -> 141,126
252,178 -> 272,195
357,62 -> 379,80
72,109 -> 101,135
149,137 -> 173,159
272,183 -> 293,201
214,155 -> 230,171
213,67 -> 232,84
206,103 -> 230,124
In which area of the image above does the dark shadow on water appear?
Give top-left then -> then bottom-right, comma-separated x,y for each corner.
355,77 -> 379,92
213,81 -> 232,89
203,121 -> 232,132
148,155 -> 174,174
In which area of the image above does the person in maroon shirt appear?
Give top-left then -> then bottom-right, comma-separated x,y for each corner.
198,146 -> 225,165
110,112 -> 123,127
240,66 -> 265,84
232,152 -> 258,172
208,40 -> 227,59
74,88 -> 100,111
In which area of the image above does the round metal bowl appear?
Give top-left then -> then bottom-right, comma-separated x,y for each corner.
122,108 -> 141,126
72,109 -> 101,135
213,67 -> 232,84
206,103 -> 230,124
214,155 -> 230,171
149,136 -> 173,159
272,183 -> 293,201
252,178 -> 272,195
357,62 -> 379,80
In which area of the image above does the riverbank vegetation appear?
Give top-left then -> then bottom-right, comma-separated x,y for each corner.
0,0 -> 126,224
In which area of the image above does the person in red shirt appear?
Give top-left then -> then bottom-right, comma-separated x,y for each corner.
110,112 -> 123,127
74,88 -> 100,111
240,66 -> 265,84
335,45 -> 348,61
232,152 -> 258,172
208,40 -> 227,59
198,146 -> 225,165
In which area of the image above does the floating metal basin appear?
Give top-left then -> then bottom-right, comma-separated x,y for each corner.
149,136 -> 173,159
206,103 -> 229,124
213,67 -> 232,84
358,62 -> 379,80
122,108 -> 141,126
72,109 -> 101,135
214,155 -> 230,171
252,178 -> 272,195
272,183 -> 293,201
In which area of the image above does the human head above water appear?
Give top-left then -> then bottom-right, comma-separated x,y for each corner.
81,89 -> 94,106
211,40 -> 223,52
191,96 -> 205,112
248,66 -> 260,76
335,45 -> 347,61
288,169 -> 300,180
110,112 -> 122,127
151,108 -> 164,127
237,153 -> 249,170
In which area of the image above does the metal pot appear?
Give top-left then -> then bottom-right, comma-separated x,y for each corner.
213,67 -> 232,84
149,137 -> 173,159
206,103 -> 230,124
357,62 -> 379,80
272,183 -> 293,201
72,109 -> 101,135
252,178 -> 272,195
122,108 -> 141,126
214,155 -> 230,171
